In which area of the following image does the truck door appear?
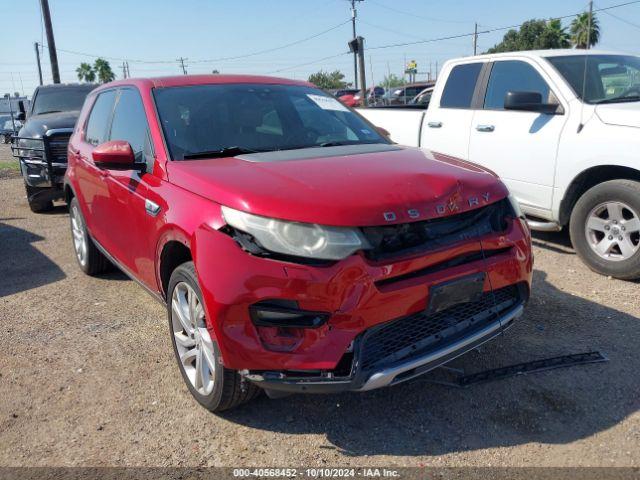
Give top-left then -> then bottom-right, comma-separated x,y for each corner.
468,59 -> 568,212
421,62 -> 485,159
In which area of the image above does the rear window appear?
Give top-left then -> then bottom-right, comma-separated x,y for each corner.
440,63 -> 483,109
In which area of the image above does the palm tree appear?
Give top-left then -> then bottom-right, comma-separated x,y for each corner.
93,58 -> 115,83
571,12 -> 600,49
543,18 -> 571,49
76,63 -> 96,83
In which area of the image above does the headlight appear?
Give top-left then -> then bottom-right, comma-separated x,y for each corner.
507,194 -> 524,219
17,137 -> 44,158
221,206 -> 369,260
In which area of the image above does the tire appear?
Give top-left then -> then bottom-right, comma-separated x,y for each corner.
25,184 -> 54,213
167,262 -> 260,412
0,134 -> 5,144
69,197 -> 110,275
570,180 -> 640,280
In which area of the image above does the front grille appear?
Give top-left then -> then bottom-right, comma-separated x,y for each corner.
359,285 -> 520,371
361,198 -> 513,261
48,134 -> 71,164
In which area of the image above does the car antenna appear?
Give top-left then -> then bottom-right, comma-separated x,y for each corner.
577,1 -> 593,134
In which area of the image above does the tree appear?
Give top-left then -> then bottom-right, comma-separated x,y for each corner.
308,70 -> 350,90
382,73 -> 406,88
571,12 -> 600,49
486,18 -> 570,53
93,58 -> 115,83
76,62 -> 96,83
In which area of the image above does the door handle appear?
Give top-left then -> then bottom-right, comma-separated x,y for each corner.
145,199 -> 161,217
476,124 -> 495,132
428,121 -> 443,128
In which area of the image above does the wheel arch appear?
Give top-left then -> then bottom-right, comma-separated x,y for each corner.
158,238 -> 193,301
559,165 -> 640,226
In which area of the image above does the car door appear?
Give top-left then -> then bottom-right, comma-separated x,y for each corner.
468,59 -> 568,213
421,62 -> 484,158
100,87 -> 159,287
72,89 -> 117,247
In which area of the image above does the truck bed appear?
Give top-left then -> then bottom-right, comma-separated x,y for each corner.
357,107 -> 425,147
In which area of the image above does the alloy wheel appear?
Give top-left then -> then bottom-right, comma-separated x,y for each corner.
171,282 -> 216,396
585,201 -> 640,261
70,204 -> 88,266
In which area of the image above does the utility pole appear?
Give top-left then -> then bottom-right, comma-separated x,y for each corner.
39,0 -> 60,83
586,1 -> 593,49
177,57 -> 188,75
350,0 -> 363,87
34,42 -> 43,86
121,62 -> 128,79
357,37 -> 367,107
126,61 -> 131,78
473,22 -> 478,55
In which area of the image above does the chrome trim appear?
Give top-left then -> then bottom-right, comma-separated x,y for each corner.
357,304 -> 524,391
45,128 -> 74,137
526,219 -> 562,232
145,199 -> 161,217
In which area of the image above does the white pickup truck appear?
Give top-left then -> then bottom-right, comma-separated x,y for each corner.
360,49 -> 640,280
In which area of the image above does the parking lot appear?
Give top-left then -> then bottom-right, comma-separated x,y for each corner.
0,143 -> 639,467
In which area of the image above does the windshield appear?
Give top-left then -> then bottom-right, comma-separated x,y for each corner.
546,54 -> 640,104
153,83 -> 388,160
31,85 -> 96,115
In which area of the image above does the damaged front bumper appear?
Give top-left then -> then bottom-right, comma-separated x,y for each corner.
242,285 -> 527,394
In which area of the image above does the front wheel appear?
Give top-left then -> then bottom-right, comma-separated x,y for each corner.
570,180 -> 640,280
69,197 -> 110,275
167,262 -> 260,412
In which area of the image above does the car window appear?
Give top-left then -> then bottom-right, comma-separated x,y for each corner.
85,90 -> 117,146
484,60 -> 551,110
31,85 -> 96,116
440,63 -> 483,109
109,88 -> 152,168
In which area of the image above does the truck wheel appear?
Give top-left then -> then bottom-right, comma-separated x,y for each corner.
570,180 -> 640,280
0,134 -> 5,144
167,262 -> 260,412
25,185 -> 54,213
69,197 -> 110,275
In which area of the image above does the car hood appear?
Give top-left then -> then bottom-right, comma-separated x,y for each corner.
166,144 -> 508,227
17,110 -> 80,138
595,102 -> 640,128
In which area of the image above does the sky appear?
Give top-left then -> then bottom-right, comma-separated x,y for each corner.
2,0 -> 640,97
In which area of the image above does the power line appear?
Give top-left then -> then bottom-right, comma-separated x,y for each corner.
368,0 -> 640,50
367,0 -> 472,24
268,52 -> 351,74
599,5 -> 640,29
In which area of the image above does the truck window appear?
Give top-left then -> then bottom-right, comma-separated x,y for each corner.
109,88 -> 151,166
440,63 -> 483,109
484,61 -> 551,110
31,85 -> 96,116
85,90 -> 116,146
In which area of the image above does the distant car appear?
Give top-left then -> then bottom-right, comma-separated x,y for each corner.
0,116 -> 20,143
409,86 -> 435,107
12,83 -> 97,212
335,88 -> 360,107
354,86 -> 386,106
388,82 -> 435,105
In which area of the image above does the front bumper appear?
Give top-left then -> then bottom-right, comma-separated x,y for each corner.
193,216 -> 533,387
244,302 -> 524,393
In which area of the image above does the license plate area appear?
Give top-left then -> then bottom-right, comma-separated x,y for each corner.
427,272 -> 486,314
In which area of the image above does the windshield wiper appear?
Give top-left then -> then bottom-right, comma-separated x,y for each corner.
595,95 -> 640,105
182,146 -> 264,160
35,110 -> 62,115
317,141 -> 380,148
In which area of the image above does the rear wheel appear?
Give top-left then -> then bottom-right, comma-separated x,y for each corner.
0,134 -> 6,144
69,197 -> 110,275
168,262 -> 260,412
570,180 -> 640,280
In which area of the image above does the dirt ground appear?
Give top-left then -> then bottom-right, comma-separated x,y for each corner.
1,144 -> 639,468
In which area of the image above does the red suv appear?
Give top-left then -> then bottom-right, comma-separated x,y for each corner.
65,75 -> 532,412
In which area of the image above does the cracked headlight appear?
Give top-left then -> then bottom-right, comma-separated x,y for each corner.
221,206 -> 369,260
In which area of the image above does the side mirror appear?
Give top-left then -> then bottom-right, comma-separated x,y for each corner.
504,91 -> 559,114
16,101 -> 26,121
92,140 -> 136,170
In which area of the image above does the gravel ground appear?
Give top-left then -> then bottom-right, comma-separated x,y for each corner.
1,144 -> 639,467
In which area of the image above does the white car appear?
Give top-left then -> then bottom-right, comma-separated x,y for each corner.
360,49 -> 640,280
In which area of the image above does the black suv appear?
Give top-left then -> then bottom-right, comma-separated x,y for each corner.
13,83 -> 97,212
